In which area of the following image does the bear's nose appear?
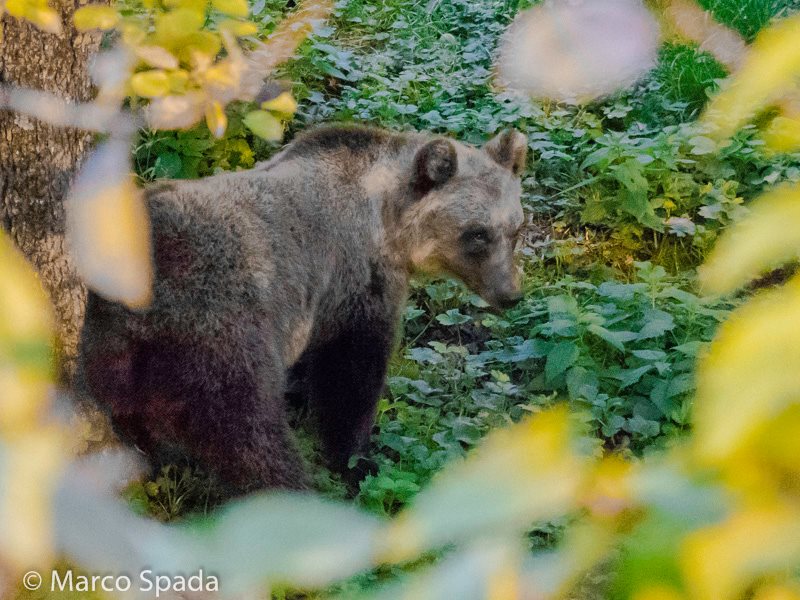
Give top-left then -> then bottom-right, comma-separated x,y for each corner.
497,291 -> 523,309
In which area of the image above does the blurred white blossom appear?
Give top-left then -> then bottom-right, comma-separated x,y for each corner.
496,0 -> 659,104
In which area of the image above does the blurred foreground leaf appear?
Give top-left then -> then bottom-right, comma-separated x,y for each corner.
66,138 -> 153,309
701,13 -> 800,140
694,278 -> 800,464
0,234 -> 62,570
378,407 -> 590,563
699,183 -> 800,296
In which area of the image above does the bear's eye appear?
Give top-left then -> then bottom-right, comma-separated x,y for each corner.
461,227 -> 491,245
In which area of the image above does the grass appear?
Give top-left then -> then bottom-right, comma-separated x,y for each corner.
699,0 -> 794,39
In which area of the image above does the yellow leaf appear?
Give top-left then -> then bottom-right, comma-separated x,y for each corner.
211,0 -> 248,17
717,404 -> 800,500
204,61 -> 238,89
163,0 -> 208,12
693,277 -> 800,464
0,370 -> 50,438
205,100 -> 227,138
699,183 -> 800,296
0,429 -> 65,569
261,91 -> 297,115
167,69 -> 190,93
243,110 -> 283,141
155,8 -> 205,42
219,18 -> 258,37
4,0 -> 61,32
0,234 -> 53,438
762,115 -> 800,153
130,70 -> 171,98
73,5 -> 119,31
754,584 -> 800,600
702,14 -> 800,140
134,45 -> 179,70
28,5 -> 62,33
487,561 -> 520,600
66,139 -> 153,309
0,234 -> 53,346
682,505 -> 800,600
121,22 -> 147,46
579,455 -> 635,518
178,31 -> 223,65
3,0 -> 26,17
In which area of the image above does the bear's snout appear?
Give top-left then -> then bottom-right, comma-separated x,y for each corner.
495,289 -> 523,309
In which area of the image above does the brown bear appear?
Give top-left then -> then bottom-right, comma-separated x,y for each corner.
77,124 -> 528,494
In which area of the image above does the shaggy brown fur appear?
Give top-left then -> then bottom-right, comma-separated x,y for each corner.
77,124 -> 528,494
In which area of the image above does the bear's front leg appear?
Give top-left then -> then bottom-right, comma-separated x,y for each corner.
132,340 -> 310,496
305,322 -> 394,478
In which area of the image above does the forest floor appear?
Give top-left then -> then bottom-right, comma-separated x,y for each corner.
124,0 -> 800,595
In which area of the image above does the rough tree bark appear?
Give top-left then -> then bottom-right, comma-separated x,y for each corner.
0,2 -> 103,381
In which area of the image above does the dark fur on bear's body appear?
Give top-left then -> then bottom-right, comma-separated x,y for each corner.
78,124 -> 528,494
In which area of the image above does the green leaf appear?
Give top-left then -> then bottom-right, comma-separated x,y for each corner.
545,342 -> 580,382
598,281 -> 647,300
688,135 -> 717,155
613,365 -> 653,388
602,414 -> 626,437
667,373 -> 695,398
436,309 -> 471,326
451,418 -> 482,445
408,347 -> 443,364
153,152 -> 182,179
587,324 -> 637,351
625,415 -> 660,437
638,310 -> 676,340
243,110 -> 283,141
580,146 -> 611,169
379,408 -> 587,562
673,341 -> 704,357
632,349 -> 667,361
611,159 -> 648,194
566,366 -> 599,401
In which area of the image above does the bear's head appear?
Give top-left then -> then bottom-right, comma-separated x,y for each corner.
402,129 -> 528,310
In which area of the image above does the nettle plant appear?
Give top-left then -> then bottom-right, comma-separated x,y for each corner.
389,262 -> 731,468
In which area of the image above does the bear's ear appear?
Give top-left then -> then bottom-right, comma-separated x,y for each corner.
412,139 -> 458,198
484,129 -> 528,176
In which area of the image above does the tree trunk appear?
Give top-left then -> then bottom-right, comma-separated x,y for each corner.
0,2 -> 102,381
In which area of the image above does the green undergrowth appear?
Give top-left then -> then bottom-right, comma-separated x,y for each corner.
128,0 -> 798,565
358,262 -> 734,517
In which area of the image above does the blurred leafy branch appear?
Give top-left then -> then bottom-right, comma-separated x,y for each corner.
0,0 -> 330,308
3,2 -> 800,599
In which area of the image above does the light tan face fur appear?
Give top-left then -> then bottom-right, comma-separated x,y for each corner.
406,132 -> 527,309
